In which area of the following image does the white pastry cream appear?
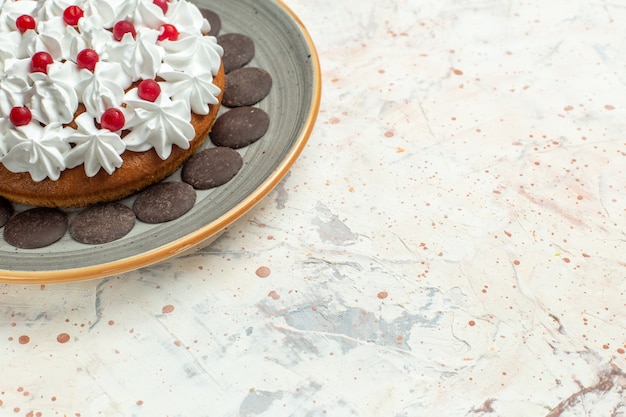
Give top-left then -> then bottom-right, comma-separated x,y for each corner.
0,0 -> 223,180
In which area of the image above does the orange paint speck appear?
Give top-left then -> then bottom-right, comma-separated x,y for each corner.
377,291 -> 388,299
564,105 -> 574,111
452,68 -> 463,75
562,257 -> 571,263
468,320 -> 476,326
57,333 -> 70,344
18,335 -> 29,345
605,104 -> 615,110
396,147 -> 405,153
108,320 -> 115,326
513,260 -> 520,265
136,400 -> 144,406
384,130 -> 394,138
255,266 -> 271,278
268,290 -> 280,300
162,304 -> 175,314
328,117 -> 340,125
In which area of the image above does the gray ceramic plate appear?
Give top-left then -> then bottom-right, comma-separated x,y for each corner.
0,0 -> 321,283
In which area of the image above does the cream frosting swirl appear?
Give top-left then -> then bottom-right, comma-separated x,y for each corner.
122,88 -> 195,159
1,122 -> 70,181
0,0 -> 223,181
76,62 -> 130,121
29,61 -> 79,124
107,27 -> 163,82
159,63 -> 220,115
64,113 -> 126,176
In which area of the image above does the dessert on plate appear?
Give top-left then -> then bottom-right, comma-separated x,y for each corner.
0,0 -> 225,208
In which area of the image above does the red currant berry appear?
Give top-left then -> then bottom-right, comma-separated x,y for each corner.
9,106 -> 32,127
16,15 -> 36,33
153,0 -> 168,14
157,24 -> 178,41
30,51 -> 54,73
137,79 -> 161,102
112,20 -> 136,41
63,5 -> 84,26
100,108 -> 125,131
76,48 -> 99,71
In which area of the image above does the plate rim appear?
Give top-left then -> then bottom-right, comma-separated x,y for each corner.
0,0 -> 322,284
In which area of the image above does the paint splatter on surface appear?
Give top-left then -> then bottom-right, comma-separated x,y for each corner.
0,0 -> 624,416
56,333 -> 70,344
255,266 -> 271,278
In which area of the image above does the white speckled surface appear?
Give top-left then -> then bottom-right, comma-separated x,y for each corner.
2,0 -> 626,415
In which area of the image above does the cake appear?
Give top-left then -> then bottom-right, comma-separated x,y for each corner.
0,0 -> 225,208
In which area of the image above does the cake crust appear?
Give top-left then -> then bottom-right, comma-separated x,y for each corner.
0,65 -> 225,208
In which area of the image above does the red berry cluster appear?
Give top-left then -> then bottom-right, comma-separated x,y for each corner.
16,4 -> 85,33
16,0 -> 177,132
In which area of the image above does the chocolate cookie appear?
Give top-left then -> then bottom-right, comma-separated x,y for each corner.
0,197 -> 13,228
210,107 -> 269,149
133,182 -> 196,224
182,147 -> 243,189
4,208 -> 68,249
200,9 -> 221,36
70,203 -> 136,245
223,67 -> 272,107
218,33 -> 255,73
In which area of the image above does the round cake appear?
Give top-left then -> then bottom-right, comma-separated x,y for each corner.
0,0 -> 224,208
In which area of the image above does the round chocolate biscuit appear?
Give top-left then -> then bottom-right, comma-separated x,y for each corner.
0,197 -> 13,227
218,33 -> 255,73
133,182 -> 197,224
4,208 -> 68,249
70,203 -> 136,245
222,67 -> 272,107
182,147 -> 243,190
210,107 -> 269,149
200,9 -> 221,37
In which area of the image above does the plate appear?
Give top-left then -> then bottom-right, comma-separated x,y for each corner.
0,0 -> 321,283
